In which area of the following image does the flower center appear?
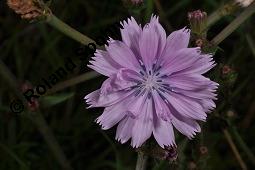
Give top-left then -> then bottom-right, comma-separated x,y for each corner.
131,60 -> 174,98
143,74 -> 158,90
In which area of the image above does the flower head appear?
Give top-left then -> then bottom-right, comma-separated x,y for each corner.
85,15 -> 218,148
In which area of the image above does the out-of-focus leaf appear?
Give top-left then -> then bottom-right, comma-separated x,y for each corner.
40,92 -> 74,107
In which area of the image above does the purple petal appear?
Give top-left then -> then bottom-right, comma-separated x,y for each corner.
161,48 -> 201,75
139,23 -> 159,70
84,89 -> 133,108
121,17 -> 142,57
160,28 -> 190,64
127,94 -> 148,117
106,40 -> 140,72
149,15 -> 167,58
153,117 -> 175,148
164,74 -> 215,91
88,49 -> 121,77
100,69 -> 139,94
181,54 -> 216,74
173,88 -> 218,100
131,99 -> 153,148
151,90 -> 170,121
96,103 -> 127,130
168,104 -> 201,139
115,116 -> 135,144
85,69 -> 141,108
164,92 -> 207,121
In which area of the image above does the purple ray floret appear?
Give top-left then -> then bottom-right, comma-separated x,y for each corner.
85,15 -> 218,148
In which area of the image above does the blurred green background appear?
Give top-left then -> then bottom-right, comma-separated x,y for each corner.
0,0 -> 255,169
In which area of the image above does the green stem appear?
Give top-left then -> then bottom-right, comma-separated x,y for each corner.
246,33 -> 255,58
145,0 -> 154,21
153,0 -> 173,31
0,60 -> 27,104
211,2 -> 255,45
0,143 -> 29,169
27,112 -> 74,170
223,129 -> 247,170
46,71 -> 100,94
207,2 -> 237,28
135,151 -> 148,170
229,124 -> 255,165
0,60 -> 73,170
46,14 -> 100,48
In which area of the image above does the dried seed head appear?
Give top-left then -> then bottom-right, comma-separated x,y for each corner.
7,0 -> 50,20
199,146 -> 208,155
122,0 -> 143,6
188,161 -> 197,170
131,0 -> 143,4
195,39 -> 203,47
164,146 -> 178,162
235,0 -> 254,7
222,65 -> 232,75
226,110 -> 235,118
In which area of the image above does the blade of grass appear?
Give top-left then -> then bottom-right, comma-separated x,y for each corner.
100,131 -> 122,170
246,33 -> 255,59
0,143 -> 29,170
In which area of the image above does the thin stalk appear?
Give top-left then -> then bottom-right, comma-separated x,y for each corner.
0,60 -> 26,104
145,0 -> 154,21
0,143 -> 29,169
207,2 -> 237,28
46,71 -> 100,94
241,100 -> 255,128
135,151 -> 148,170
223,129 -> 247,170
46,14 -> 101,48
212,2 -> 255,45
0,60 -> 73,170
229,125 -> 255,165
207,9 -> 222,27
153,0 -> 173,31
27,111 -> 74,170
246,33 -> 255,58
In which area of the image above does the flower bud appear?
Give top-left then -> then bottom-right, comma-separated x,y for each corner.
199,146 -> 208,155
188,10 -> 207,35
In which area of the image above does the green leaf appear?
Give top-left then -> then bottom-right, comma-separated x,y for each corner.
40,92 -> 74,107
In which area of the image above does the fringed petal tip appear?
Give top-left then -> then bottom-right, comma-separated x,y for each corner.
189,126 -> 202,139
181,27 -> 191,34
161,142 -> 177,149
120,16 -> 139,29
150,14 -> 159,22
115,137 -> 128,144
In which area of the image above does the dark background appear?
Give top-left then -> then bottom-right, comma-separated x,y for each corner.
0,0 -> 255,169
